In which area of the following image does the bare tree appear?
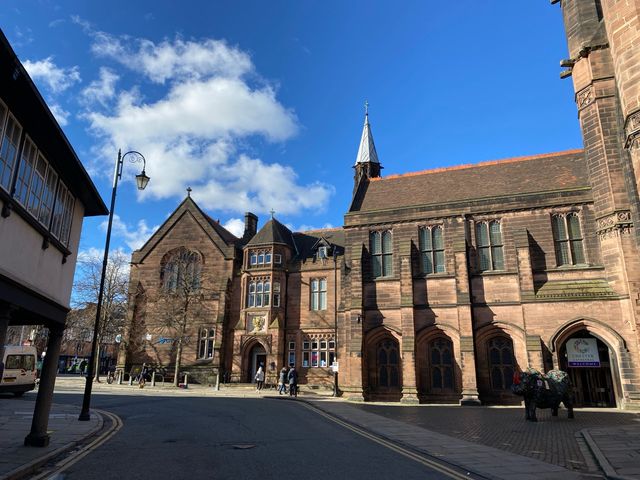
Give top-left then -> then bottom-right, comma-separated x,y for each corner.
154,248 -> 210,387
73,249 -> 129,382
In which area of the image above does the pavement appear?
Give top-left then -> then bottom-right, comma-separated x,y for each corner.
0,395 -> 102,480
1,375 -> 639,479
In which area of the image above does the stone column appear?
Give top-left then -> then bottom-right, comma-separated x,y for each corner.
343,244 -> 364,401
454,236 -> 481,405
399,243 -> 418,403
25,324 -> 64,447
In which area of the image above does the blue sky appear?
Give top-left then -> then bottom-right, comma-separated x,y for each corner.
1,1 -> 582,259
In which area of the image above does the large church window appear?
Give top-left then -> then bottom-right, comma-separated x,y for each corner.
552,213 -> 585,266
377,339 -> 400,388
429,337 -> 454,391
488,336 -> 515,391
419,226 -> 445,274
370,230 -> 393,278
476,220 -> 504,271
161,248 -> 202,293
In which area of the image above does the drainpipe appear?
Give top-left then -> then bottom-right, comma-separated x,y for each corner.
333,249 -> 339,397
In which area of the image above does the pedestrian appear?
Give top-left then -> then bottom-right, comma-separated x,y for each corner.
79,359 -> 87,376
255,365 -> 265,391
138,363 -> 148,388
278,367 -> 288,395
287,366 -> 298,397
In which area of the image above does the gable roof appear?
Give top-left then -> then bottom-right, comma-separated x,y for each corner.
131,196 -> 239,263
246,217 -> 296,250
350,149 -> 589,213
292,228 -> 346,260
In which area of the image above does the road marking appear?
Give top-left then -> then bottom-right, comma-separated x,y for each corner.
299,402 -> 479,480
31,409 -> 123,480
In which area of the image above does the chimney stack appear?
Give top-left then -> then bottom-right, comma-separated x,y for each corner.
243,212 -> 258,241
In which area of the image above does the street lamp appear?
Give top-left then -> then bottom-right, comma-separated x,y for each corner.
79,150 -> 149,421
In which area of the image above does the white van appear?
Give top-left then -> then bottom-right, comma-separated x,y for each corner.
1,345 -> 38,396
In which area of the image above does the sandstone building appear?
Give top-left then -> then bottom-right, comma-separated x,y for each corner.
119,0 -> 640,409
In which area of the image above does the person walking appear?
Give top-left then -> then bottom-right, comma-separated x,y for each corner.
278,367 -> 288,395
287,366 -> 298,397
255,365 -> 265,391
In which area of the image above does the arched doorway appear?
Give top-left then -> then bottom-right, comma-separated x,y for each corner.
559,330 -> 616,407
246,344 -> 267,383
367,335 -> 402,401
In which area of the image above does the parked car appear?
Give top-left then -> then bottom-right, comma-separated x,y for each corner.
1,345 -> 38,396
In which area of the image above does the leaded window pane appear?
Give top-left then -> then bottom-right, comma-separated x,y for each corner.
372,255 -> 382,278
422,252 -> 433,274
476,223 -> 488,247
420,228 -> 431,250
432,368 -> 442,389
382,231 -> 392,254
552,215 -> 567,240
38,168 -> 57,226
489,221 -> 502,245
431,348 -> 441,364
478,247 -> 491,271
382,254 -> 392,276
556,241 -> 570,266
434,250 -> 445,272
571,240 -> 585,264
491,246 -> 504,270
370,231 -> 381,254
389,366 -> 399,387
319,291 -> 327,310
319,278 -> 327,291
567,214 -> 581,239
443,367 -> 454,389
432,226 -> 443,249
15,138 -> 37,205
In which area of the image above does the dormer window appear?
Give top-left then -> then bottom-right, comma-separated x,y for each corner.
317,246 -> 329,259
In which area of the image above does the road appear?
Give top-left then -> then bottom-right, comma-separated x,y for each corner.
45,391 -> 459,480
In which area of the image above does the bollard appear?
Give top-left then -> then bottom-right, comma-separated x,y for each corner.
151,371 -> 156,387
129,374 -> 133,386
215,371 -> 220,391
117,369 -> 123,385
184,373 -> 189,388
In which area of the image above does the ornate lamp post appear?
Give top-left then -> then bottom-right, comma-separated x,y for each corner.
79,150 -> 149,421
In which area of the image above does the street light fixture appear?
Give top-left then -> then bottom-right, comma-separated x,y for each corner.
79,149 -> 149,421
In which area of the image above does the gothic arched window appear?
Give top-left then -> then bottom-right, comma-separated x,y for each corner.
488,336 -> 515,391
160,248 -> 202,293
429,337 -> 454,392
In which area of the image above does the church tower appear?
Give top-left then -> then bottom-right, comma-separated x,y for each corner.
353,103 -> 382,195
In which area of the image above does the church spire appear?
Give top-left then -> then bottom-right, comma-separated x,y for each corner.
353,101 -> 381,195
354,101 -> 380,166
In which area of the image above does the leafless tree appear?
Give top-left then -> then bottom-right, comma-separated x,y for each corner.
154,248 -> 210,387
73,249 -> 129,381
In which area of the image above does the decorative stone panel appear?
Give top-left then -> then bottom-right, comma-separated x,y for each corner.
596,210 -> 633,239
625,109 -> 640,149
576,85 -> 594,110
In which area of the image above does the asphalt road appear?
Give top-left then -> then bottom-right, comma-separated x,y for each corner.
47,392 -> 455,480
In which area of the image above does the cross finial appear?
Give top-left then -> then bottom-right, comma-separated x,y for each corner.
270,208 -> 275,218
186,186 -> 192,197
364,100 -> 369,116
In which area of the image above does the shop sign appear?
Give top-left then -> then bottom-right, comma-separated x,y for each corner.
567,338 -> 600,367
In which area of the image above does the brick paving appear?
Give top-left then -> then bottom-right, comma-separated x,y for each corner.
352,404 -> 640,472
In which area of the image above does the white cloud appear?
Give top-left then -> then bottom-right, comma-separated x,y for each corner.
223,218 -> 245,237
81,67 -> 118,106
48,104 -> 70,126
22,57 -> 81,94
101,214 -> 159,250
293,223 -> 335,233
78,27 -> 333,218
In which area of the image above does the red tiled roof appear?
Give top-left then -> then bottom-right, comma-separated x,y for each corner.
351,149 -> 588,213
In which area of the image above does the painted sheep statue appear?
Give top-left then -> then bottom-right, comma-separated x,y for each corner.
511,368 -> 574,422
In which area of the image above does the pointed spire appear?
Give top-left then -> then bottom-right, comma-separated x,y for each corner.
354,100 -> 379,166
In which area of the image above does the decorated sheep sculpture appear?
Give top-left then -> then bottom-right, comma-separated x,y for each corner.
511,368 -> 574,422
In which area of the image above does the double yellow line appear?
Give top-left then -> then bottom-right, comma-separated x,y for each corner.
33,409 -> 123,480
300,402 -> 477,480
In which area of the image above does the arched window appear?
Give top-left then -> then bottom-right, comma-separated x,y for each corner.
552,213 -> 585,266
377,339 -> 399,388
370,230 -> 393,278
429,337 -> 454,392
476,220 -> 504,271
419,225 -> 445,274
488,336 -> 515,391
160,248 -> 202,293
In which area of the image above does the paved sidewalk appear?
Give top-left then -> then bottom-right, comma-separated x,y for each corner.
0,396 -> 102,480
584,425 -> 640,480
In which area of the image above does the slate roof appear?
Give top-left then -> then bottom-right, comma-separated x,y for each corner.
201,212 -> 241,244
293,228 -> 346,260
350,149 -> 588,213
246,217 -> 297,249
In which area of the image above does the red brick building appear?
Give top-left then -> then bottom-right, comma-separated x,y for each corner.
119,1 -> 640,409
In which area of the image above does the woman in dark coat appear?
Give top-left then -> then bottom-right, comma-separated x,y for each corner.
287,367 -> 298,397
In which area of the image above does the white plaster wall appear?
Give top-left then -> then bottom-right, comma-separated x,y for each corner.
0,201 -> 85,309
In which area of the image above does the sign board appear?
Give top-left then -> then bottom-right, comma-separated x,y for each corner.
567,338 -> 600,367
331,361 -> 339,373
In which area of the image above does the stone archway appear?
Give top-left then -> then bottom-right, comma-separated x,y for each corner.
415,326 -> 462,403
551,318 -> 625,408
364,328 -> 402,402
241,337 -> 270,383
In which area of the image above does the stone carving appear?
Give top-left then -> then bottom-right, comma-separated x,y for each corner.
576,86 -> 593,109
250,315 -> 266,332
596,210 -> 634,239
625,110 -> 640,149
